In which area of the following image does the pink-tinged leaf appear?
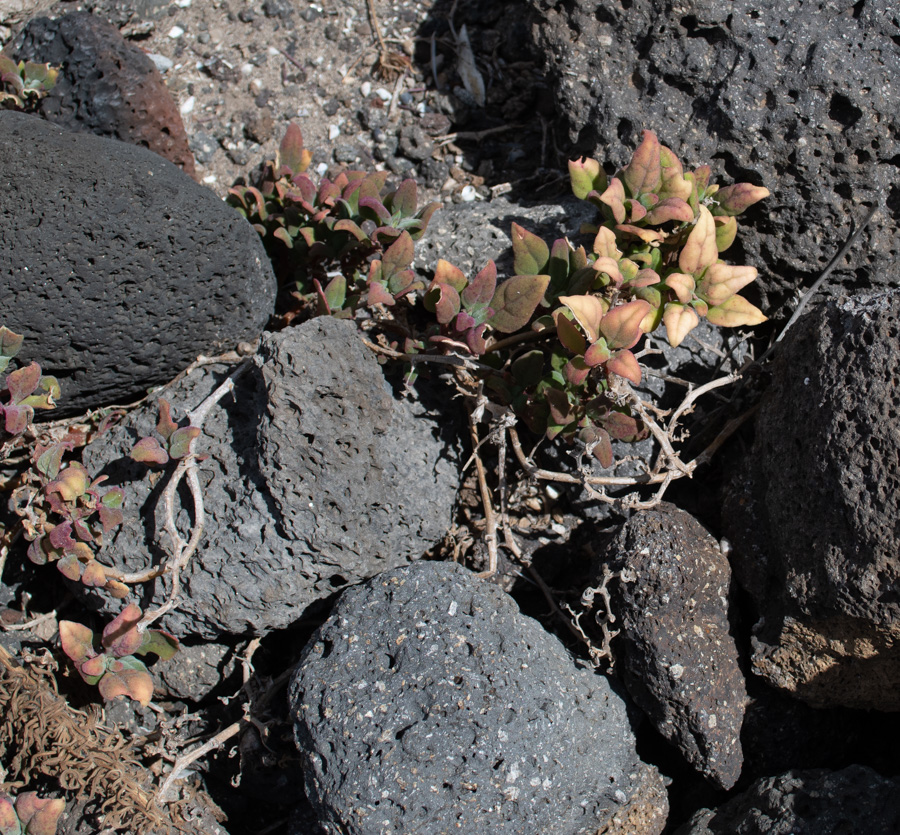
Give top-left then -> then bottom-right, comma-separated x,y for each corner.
276,123 -> 306,173
607,349 -> 642,384
156,400 -> 177,441
390,179 -> 418,217
564,357 -> 591,386
387,269 -> 418,297
27,539 -> 48,566
645,197 -> 694,225
488,275 -> 550,333
560,295 -> 606,343
6,362 -> 41,402
72,519 -> 93,543
272,227 -> 294,249
358,171 -> 389,200
569,156 -> 608,199
333,219 -> 368,241
593,256 -> 624,286
21,374 -> 60,410
715,215 -> 738,252
424,283 -> 461,324
604,410 -> 643,441
433,259 -> 467,293
102,603 -> 143,656
715,182 -> 770,216
454,310 -> 478,333
697,263 -> 758,306
556,312 -> 587,355
381,231 -> 414,278
590,428 -> 614,469
628,269 -> 661,288
663,303 -> 701,348
410,202 -> 441,239
0,325 -> 23,359
99,666 -> 154,706
59,620 -> 95,663
48,522 -> 76,552
138,629 -> 180,661
665,272 -> 695,303
545,388 -> 574,426
2,404 -> 31,435
366,282 -> 395,306
81,561 -> 107,588
658,144 -> 693,201
615,224 -> 665,244
462,261 -> 497,309
623,130 -> 662,196
584,339 -> 611,367
466,323 -> 488,355
679,205 -> 718,276
592,226 -> 620,259
49,465 -> 88,502
105,580 -> 130,599
599,300 -> 652,350
36,444 -> 64,478
14,794 -> 65,835
598,177 -> 627,224
510,223 -> 549,276
291,173 -> 317,203
79,654 -> 107,682
167,426 -> 200,460
98,504 -> 124,533
627,199 -> 648,223
359,196 -> 391,222
130,436 -> 169,466
706,295 -> 768,327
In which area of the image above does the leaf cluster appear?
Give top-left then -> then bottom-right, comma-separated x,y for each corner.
59,603 -> 179,707
0,792 -> 64,835
0,57 -> 57,112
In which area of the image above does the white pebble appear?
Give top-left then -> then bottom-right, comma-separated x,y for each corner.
375,87 -> 392,102
241,63 -> 254,76
460,185 -> 478,202
147,53 -> 173,73
179,95 -> 195,115
328,124 -> 340,140
316,162 -> 329,177
202,174 -> 217,184
176,0 -> 192,6
360,81 -> 372,97
167,25 -> 184,39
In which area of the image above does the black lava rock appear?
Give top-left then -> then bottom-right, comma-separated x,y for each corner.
81,318 -> 461,640
530,0 -> 900,309
598,503 -> 747,789
0,111 -> 274,415
290,560 -> 669,835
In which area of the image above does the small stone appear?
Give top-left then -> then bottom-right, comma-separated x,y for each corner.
323,98 -> 339,116
333,143 -> 359,163
167,24 -> 184,38
324,24 -> 340,41
197,31 -> 211,44
360,81 -> 372,96
238,9 -> 256,23
146,52 -> 173,72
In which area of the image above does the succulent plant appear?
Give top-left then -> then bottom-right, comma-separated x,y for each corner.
0,57 -> 58,112
129,399 -> 200,465
0,327 -> 60,439
59,603 -> 179,706
0,792 -> 64,835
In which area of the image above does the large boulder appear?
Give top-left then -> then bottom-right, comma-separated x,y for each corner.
597,504 -> 747,789
290,560 -> 669,835
9,11 -> 195,175
0,111 -> 274,415
724,289 -> 900,709
82,317 -> 461,640
529,0 -> 900,307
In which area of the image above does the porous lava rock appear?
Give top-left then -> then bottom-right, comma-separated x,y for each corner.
529,0 -> 900,308
290,560 -> 669,835
9,11 -> 195,175
0,111 -> 274,415
674,765 -> 900,834
724,289 -> 900,709
82,317 -> 461,640
597,503 -> 747,789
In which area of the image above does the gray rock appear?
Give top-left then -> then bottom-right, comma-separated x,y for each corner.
82,318 -> 460,640
290,560 -> 669,835
675,765 -> 900,835
725,289 -> 900,709
529,0 -> 900,309
152,641 -> 235,703
597,503 -> 747,789
0,111 -> 274,416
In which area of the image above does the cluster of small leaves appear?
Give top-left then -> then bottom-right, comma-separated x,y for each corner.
0,792 -> 64,835
0,57 -> 57,112
0,327 -> 59,442
59,603 -> 179,707
227,123 -> 439,315
129,399 -> 200,465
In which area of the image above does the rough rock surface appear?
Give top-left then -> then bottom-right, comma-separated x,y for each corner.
0,110 -> 274,415
290,560 -> 668,835
82,318 -> 460,640
725,289 -> 900,709
152,641 -> 235,703
597,503 -> 747,789
675,765 -> 900,834
10,12 -> 196,175
529,0 -> 900,309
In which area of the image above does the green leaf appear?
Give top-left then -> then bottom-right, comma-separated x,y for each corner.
706,294 -> 767,327
489,275 -> 551,334
461,261 -> 497,310
569,157 -> 608,200
622,130 -> 662,197
511,350 -> 545,387
714,215 -> 738,252
322,275 -> 347,311
0,326 -> 24,359
49,465 -> 88,502
510,223 -> 549,276
599,300 -> 651,350
138,629 -> 180,662
390,179 -> 418,217
432,259 -> 467,294
658,144 -> 693,201
167,426 -> 200,459
678,206 -> 718,276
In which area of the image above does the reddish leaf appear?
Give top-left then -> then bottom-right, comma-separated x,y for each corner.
366,282 -> 395,306
276,123 -> 307,173
333,219 -> 368,241
584,339 -> 611,367
645,197 -> 694,225
59,620 -> 95,664
623,130 -> 663,196
49,465 -> 88,502
665,272 -> 695,303
678,205 -> 718,276
545,388 -> 574,426
381,231 -> 414,278
98,665 -> 154,707
488,274 -> 550,334
598,177 -> 627,224
615,224 -> 665,244
461,261 -> 497,310
0,325 -> 23,359
593,256 -> 624,286
510,223 -> 550,276
599,300 -> 651,350
425,283 -> 461,324
556,312 -> 587,355
102,603 -> 144,657
607,349 -> 642,384
2,403 -> 31,435
6,361 -> 41,403
81,560 -> 107,588
130,437 -> 169,466
564,357 -> 591,386
390,179 -> 418,217
79,654 -> 107,681
592,226 -> 620,259
604,410 -> 643,441
432,259 -> 467,293
48,522 -> 76,552
715,182 -> 770,216
14,794 -> 65,835
628,269 -> 661,288
358,196 -> 391,223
